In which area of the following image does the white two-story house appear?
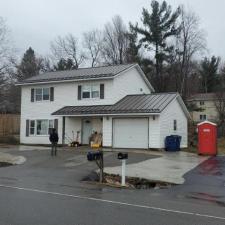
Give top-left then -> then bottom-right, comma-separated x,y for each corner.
17,64 -> 190,149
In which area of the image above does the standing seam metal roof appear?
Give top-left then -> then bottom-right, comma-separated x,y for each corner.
17,64 -> 136,84
52,93 -> 178,116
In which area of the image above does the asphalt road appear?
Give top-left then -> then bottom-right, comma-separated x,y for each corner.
0,146 -> 224,225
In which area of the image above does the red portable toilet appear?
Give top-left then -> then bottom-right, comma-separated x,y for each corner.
197,121 -> 217,156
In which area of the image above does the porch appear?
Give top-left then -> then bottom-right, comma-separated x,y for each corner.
63,116 -> 103,146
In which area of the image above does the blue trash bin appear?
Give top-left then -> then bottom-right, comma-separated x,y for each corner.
165,135 -> 182,151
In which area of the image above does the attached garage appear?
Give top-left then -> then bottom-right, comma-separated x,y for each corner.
52,93 -> 190,149
113,118 -> 149,149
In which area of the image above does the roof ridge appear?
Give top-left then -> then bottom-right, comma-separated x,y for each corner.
41,63 -> 136,75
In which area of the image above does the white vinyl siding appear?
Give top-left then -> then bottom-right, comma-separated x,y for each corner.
112,67 -> 151,102
160,99 -> 188,148
102,117 -> 112,147
149,115 -> 160,148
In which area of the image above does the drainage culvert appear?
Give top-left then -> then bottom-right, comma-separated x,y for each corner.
82,172 -> 175,189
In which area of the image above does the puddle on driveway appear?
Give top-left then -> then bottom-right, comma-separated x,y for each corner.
198,157 -> 224,176
186,192 -> 225,207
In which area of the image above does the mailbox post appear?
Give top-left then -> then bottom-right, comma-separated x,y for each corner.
87,150 -> 104,183
117,153 -> 128,186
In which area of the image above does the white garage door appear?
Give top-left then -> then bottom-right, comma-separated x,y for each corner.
113,118 -> 149,149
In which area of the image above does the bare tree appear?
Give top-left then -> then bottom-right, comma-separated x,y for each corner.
51,34 -> 85,69
215,91 -> 225,136
0,17 -> 15,81
101,15 -> 129,65
83,29 -> 103,67
213,66 -> 225,135
177,6 -> 206,97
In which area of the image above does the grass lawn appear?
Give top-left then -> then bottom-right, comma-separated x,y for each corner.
218,138 -> 225,155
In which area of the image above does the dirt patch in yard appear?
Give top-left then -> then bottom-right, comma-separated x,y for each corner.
82,172 -> 175,189
0,162 -> 13,167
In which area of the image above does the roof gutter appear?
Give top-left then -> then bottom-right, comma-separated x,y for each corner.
52,112 -> 160,117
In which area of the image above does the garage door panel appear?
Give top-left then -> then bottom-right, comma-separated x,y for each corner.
113,118 -> 148,149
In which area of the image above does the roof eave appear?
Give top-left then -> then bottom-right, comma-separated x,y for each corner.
51,112 -> 161,117
176,95 -> 192,120
15,76 -> 114,86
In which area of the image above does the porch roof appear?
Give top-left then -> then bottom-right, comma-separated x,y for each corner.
52,93 -> 178,116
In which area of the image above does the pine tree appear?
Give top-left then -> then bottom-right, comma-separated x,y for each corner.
54,58 -> 76,71
17,47 -> 42,81
200,56 -> 220,93
131,0 -> 181,91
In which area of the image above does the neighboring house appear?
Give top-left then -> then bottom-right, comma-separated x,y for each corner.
187,93 -> 218,123
17,64 -> 190,149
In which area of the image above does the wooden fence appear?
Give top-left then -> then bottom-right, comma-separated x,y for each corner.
0,114 -> 20,136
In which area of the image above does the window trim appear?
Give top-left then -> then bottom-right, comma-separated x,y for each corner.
29,119 -> 54,136
200,114 -> 207,121
81,84 -> 100,100
34,88 -> 50,102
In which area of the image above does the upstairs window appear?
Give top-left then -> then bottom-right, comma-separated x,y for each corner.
35,88 -> 50,101
82,85 -> 100,99
200,114 -> 207,121
200,101 -> 205,106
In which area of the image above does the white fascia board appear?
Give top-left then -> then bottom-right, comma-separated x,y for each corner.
15,76 -> 114,86
52,113 -> 160,117
176,95 -> 192,120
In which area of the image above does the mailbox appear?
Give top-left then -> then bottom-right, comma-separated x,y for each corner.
117,152 -> 128,160
87,151 -> 103,161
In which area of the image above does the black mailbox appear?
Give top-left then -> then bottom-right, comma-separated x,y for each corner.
117,152 -> 128,160
87,151 -> 103,161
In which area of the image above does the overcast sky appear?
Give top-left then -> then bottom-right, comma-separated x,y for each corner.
1,0 -> 225,59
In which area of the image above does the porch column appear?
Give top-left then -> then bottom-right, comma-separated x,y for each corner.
62,116 -> 65,145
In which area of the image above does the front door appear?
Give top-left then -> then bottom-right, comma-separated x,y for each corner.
82,119 -> 92,145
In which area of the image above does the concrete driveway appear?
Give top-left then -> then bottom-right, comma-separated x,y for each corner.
104,151 -> 209,184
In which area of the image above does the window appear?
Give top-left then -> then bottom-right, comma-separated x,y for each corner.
43,88 -> 50,100
29,120 -> 35,135
200,115 -> 207,121
29,119 -> 54,136
35,88 -> 42,101
82,85 -> 100,99
35,88 -> 50,101
91,85 -> 100,98
82,85 -> 91,99
36,120 -> 49,135
173,120 -> 177,131
200,101 -> 205,106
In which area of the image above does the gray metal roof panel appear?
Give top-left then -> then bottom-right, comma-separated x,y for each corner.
52,93 -> 178,116
17,64 -> 136,84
